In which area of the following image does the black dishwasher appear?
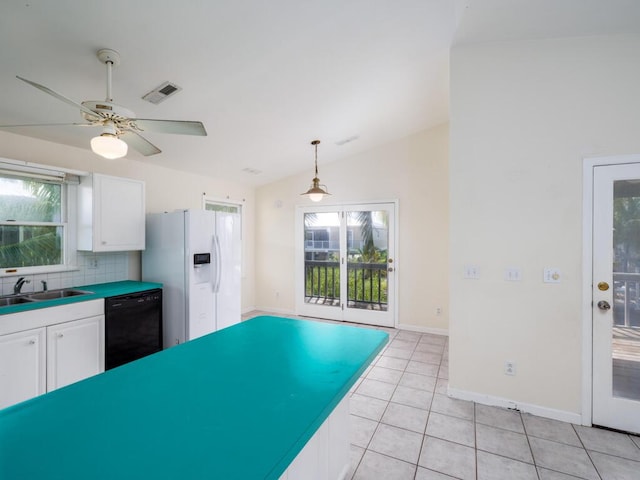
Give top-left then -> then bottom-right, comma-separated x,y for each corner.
105,289 -> 163,370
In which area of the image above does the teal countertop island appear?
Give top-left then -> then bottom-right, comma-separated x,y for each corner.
0,315 -> 388,479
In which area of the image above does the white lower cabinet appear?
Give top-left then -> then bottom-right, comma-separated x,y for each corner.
0,300 -> 105,410
47,315 -> 105,391
279,396 -> 350,480
0,328 -> 46,408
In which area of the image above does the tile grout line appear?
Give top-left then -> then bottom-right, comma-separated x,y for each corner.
572,423 -> 605,480
518,410 -> 543,480
415,333 -> 444,479
355,329 -> 446,479
413,337 -> 438,480
363,331 -> 421,469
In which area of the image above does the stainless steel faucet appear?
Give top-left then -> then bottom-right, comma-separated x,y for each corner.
13,277 -> 31,294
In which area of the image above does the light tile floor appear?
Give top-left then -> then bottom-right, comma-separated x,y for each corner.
244,313 -> 640,480
346,324 -> 640,480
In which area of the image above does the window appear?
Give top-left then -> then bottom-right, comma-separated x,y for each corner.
0,162 -> 79,274
204,201 -> 241,214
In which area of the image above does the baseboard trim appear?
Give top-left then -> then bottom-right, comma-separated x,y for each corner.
447,387 -> 582,425
397,323 -> 448,336
250,306 -> 296,316
246,310 -> 449,337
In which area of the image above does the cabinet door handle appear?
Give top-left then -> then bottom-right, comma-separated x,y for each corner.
57,333 -> 64,338
28,340 -> 36,345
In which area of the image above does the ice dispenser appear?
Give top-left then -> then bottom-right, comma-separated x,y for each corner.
193,252 -> 211,283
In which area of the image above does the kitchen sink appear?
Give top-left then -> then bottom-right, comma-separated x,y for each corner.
0,296 -> 35,306
0,289 -> 93,307
27,289 -> 93,301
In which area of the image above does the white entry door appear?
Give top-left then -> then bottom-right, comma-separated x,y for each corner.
296,203 -> 396,327
592,163 -> 640,434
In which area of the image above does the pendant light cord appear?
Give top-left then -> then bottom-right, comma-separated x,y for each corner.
312,139 -> 320,177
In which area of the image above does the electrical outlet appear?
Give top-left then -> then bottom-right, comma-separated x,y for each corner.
87,258 -> 98,270
543,268 -> 561,283
435,307 -> 442,315
504,361 -> 516,376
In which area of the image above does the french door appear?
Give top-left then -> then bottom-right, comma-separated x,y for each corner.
592,163 -> 640,434
295,202 -> 396,327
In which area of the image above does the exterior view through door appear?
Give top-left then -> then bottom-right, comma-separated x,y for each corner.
295,203 -> 396,328
592,161 -> 640,434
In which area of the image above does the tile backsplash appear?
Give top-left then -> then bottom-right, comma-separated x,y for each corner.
1,251 -> 129,296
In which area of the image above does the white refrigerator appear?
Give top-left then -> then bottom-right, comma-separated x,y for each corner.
142,209 -> 241,348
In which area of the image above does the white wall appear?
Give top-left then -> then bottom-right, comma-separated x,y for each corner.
449,34 -> 640,418
255,124 -> 449,332
0,131 -> 256,312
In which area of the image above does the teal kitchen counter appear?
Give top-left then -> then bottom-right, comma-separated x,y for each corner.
0,280 -> 162,315
0,315 -> 388,480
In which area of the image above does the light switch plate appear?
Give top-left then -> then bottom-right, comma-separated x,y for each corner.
505,268 -> 522,282
463,265 -> 480,279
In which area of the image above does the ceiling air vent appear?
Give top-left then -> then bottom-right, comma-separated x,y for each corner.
142,81 -> 182,104
335,135 -> 359,146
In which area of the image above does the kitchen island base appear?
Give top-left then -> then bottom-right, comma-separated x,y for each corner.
280,396 -> 349,480
0,315 -> 387,480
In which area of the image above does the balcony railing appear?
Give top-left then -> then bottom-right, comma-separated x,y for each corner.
613,272 -> 640,328
304,261 -> 388,311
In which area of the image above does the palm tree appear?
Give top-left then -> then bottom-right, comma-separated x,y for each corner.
0,177 -> 62,268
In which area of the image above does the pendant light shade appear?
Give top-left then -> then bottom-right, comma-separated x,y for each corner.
301,140 -> 330,202
90,121 -> 128,159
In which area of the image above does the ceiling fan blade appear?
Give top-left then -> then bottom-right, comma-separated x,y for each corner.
0,122 -> 95,128
120,130 -> 162,156
132,119 -> 207,136
16,76 -> 100,119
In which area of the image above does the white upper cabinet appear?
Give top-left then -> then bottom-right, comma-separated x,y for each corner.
78,173 -> 146,251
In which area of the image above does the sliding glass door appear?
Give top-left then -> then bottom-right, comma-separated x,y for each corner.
296,203 -> 396,327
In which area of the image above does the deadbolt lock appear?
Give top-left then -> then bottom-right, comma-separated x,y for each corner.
597,282 -> 609,291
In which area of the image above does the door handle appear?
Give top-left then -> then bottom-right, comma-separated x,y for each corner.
597,300 -> 611,311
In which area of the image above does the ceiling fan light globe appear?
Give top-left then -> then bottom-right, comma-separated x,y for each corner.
91,134 -> 128,159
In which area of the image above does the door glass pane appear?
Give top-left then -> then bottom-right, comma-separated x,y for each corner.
612,180 -> 640,400
304,212 -> 340,306
346,210 -> 388,311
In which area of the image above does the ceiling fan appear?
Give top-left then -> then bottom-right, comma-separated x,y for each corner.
0,48 -> 207,159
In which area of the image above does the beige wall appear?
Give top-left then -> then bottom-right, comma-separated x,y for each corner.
0,131 -> 256,312
255,124 -> 449,332
449,34 -> 640,418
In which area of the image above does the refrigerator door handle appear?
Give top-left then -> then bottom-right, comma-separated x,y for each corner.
213,234 -> 222,294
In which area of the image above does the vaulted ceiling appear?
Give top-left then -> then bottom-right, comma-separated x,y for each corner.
0,1 -> 639,185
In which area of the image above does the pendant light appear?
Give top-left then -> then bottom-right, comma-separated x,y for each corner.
301,140 -> 330,202
90,120 -> 128,159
